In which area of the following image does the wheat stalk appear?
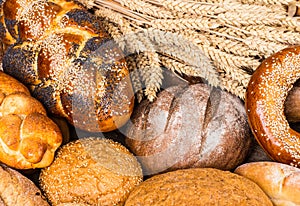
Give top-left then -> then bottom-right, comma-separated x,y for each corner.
238,0 -> 294,6
126,55 -> 144,102
77,0 -> 300,101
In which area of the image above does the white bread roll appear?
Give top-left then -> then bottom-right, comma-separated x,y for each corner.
234,161 -> 300,206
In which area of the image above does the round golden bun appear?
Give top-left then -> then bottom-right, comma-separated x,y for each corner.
39,137 -> 143,206
235,161 -> 300,206
124,168 -> 273,206
0,164 -> 49,206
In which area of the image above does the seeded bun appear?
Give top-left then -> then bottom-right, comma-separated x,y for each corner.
235,161 -> 300,206
0,164 -> 49,206
39,137 -> 143,206
124,168 -> 273,205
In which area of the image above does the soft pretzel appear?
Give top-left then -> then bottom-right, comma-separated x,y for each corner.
0,0 -> 134,132
0,71 -> 62,169
245,46 -> 300,167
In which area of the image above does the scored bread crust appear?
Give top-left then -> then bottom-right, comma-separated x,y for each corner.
0,164 -> 49,206
0,0 -> 134,132
235,161 -> 300,206
0,71 -> 62,169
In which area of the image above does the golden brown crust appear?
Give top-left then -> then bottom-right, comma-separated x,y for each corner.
0,71 -> 62,169
235,161 -> 300,206
124,168 -> 273,206
0,0 -> 134,132
0,164 -> 49,206
245,46 -> 300,167
39,137 -> 143,206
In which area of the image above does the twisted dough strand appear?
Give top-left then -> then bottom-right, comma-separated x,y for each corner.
0,71 -> 62,169
0,0 -> 134,132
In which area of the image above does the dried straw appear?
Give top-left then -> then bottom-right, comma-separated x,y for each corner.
78,0 -> 300,101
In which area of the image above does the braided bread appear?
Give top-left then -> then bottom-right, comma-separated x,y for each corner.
0,0 -> 134,132
0,71 -> 62,169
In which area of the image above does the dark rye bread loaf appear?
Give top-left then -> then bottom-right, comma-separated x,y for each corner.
125,83 -> 252,175
124,168 -> 273,206
0,0 -> 134,132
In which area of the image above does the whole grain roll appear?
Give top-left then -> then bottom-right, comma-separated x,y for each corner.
235,161 -> 300,206
124,83 -> 252,175
39,137 -> 143,206
0,164 -> 49,206
124,167 -> 273,206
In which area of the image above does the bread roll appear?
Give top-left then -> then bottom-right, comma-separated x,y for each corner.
125,83 -> 252,175
235,161 -> 300,206
0,0 -> 134,132
124,167 -> 273,205
0,164 -> 49,206
245,46 -> 300,167
39,137 -> 143,206
0,71 -> 62,169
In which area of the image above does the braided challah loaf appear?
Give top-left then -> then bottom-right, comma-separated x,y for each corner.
0,0 -> 134,132
0,71 -> 62,169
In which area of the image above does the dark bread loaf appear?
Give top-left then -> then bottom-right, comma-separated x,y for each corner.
0,0 -> 134,132
125,83 -> 252,175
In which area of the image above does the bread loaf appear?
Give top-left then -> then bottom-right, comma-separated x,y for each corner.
235,161 -> 300,206
125,83 -> 252,175
0,164 -> 49,206
0,71 -> 62,169
39,137 -> 143,206
124,168 -> 273,205
0,0 -> 134,132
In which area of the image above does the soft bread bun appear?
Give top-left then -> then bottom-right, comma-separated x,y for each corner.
0,71 -> 62,169
235,161 -> 300,206
0,164 -> 49,206
39,137 -> 143,206
124,168 -> 273,206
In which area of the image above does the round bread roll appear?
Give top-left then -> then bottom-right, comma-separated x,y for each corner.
124,83 -> 252,175
0,164 -> 49,206
235,161 -> 300,206
124,167 -> 273,205
39,137 -> 143,206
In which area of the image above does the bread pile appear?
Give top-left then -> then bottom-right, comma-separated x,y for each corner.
1,0 -> 300,205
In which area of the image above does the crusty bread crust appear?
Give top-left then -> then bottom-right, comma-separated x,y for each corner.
124,168 -> 273,205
